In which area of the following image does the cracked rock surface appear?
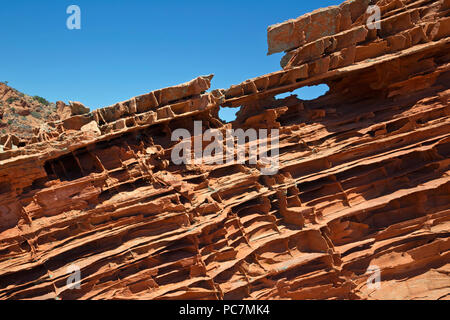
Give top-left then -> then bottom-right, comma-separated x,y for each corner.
0,0 -> 449,300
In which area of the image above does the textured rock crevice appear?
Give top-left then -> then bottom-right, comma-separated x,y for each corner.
0,0 -> 449,300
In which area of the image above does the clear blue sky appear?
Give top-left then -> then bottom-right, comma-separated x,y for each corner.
0,0 -> 340,117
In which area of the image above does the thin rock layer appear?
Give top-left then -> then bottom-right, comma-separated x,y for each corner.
0,0 -> 449,300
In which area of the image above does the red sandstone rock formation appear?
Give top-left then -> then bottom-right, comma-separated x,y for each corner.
0,0 -> 449,300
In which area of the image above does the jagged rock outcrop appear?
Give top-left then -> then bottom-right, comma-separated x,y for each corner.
56,101 -> 90,121
0,0 -> 449,300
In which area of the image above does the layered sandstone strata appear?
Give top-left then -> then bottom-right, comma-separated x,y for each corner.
0,0 -> 449,300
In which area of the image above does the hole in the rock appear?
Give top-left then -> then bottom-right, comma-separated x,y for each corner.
59,154 -> 84,180
0,181 -> 11,194
44,161 -> 54,177
43,154 -> 84,181
208,164 -> 244,179
436,142 -> 450,157
76,149 -> 103,174
31,178 -> 47,189
218,106 -> 240,123
185,175 -> 206,184
125,118 -> 135,127
275,84 -> 329,100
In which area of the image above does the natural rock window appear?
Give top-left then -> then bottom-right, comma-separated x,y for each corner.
275,84 -> 329,100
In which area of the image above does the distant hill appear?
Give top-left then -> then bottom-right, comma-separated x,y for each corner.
0,82 -> 58,140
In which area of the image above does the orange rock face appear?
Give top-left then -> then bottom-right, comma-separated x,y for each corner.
0,0 -> 449,300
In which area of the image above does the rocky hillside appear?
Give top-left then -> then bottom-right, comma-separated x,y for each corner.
0,82 -> 90,150
0,82 -> 58,140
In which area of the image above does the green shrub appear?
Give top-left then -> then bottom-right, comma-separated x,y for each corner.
18,123 -> 32,130
33,96 -> 50,106
30,111 -> 42,119
6,97 -> 17,104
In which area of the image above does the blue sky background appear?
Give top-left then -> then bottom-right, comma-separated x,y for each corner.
0,0 -> 339,120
